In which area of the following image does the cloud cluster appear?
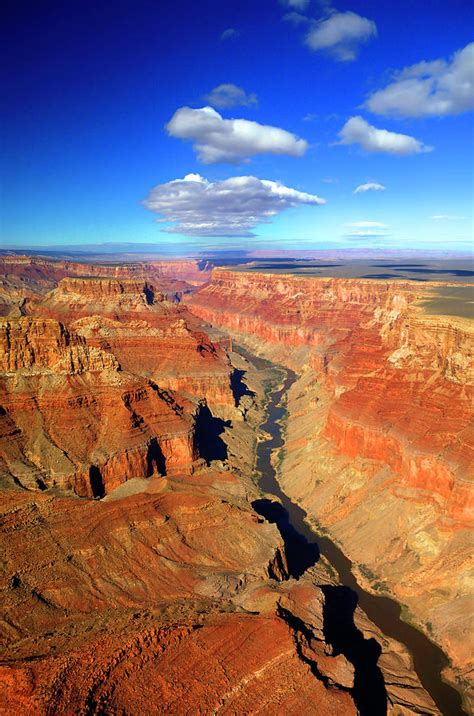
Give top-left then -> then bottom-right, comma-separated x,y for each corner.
220,28 -> 239,41
305,11 -> 377,61
143,174 -> 326,236
204,84 -> 258,109
338,116 -> 432,155
354,182 -> 386,193
366,43 -> 474,117
166,106 -> 308,163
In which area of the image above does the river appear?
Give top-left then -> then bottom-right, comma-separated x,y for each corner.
239,346 -> 467,716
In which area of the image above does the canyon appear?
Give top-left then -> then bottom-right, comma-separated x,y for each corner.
187,268 -> 474,709
0,255 -> 472,714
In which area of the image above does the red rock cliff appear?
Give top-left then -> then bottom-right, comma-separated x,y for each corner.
187,269 -> 473,522
187,268 -> 474,684
0,270 -> 237,497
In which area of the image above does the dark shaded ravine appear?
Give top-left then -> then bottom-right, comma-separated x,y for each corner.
238,346 -> 467,716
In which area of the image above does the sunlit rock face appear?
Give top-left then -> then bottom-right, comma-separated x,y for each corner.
0,315 -> 200,496
0,478 -> 367,716
0,269 -> 234,497
187,268 -> 474,685
0,255 -> 212,287
0,256 -> 212,317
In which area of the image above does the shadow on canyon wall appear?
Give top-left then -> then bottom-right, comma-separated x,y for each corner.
253,498 -> 387,716
322,585 -> 388,716
230,368 -> 255,407
89,465 -> 105,498
195,405 -> 230,463
146,437 -> 167,476
252,498 -> 319,578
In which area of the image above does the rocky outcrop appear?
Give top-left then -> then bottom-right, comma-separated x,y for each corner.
187,268 -> 474,693
188,269 -> 414,345
71,315 -> 235,416
0,317 -> 118,374
0,474 -> 359,715
0,256 -> 213,318
0,362 -> 199,497
0,289 -> 233,496
32,277 -> 171,322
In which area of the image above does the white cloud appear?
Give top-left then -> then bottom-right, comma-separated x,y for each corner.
366,43 -> 474,117
166,106 -> 308,163
305,11 -> 377,61
283,11 -> 310,26
345,221 -> 387,228
343,226 -> 390,239
431,214 -> 466,220
354,182 -> 386,193
280,0 -> 310,8
342,221 -> 390,240
220,28 -> 239,41
204,84 -> 258,109
338,116 -> 432,155
143,174 -> 326,236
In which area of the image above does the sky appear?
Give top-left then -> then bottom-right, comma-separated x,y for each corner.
2,0 -> 473,254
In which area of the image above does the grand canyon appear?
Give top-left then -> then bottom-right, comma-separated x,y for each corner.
3,0 -> 473,712
0,254 -> 472,715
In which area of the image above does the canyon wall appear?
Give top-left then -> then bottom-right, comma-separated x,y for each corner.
0,272 -> 235,497
0,255 -> 212,317
187,269 -> 474,692
0,255 -> 212,285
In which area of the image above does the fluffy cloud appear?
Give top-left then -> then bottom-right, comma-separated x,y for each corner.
366,43 -> 474,117
220,28 -> 239,41
166,106 -> 308,163
338,116 -> 432,155
305,11 -> 377,61
204,84 -> 258,109
354,182 -> 386,193
143,173 -> 326,236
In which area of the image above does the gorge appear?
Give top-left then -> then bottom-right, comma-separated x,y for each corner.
243,348 -> 467,715
0,256 -> 472,715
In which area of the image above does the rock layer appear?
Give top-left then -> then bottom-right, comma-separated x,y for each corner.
0,471 -> 363,715
187,268 -> 474,694
0,273 -> 234,496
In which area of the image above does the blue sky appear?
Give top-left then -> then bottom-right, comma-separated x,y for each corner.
2,0 -> 473,253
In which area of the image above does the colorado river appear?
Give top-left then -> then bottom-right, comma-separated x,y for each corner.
241,347 -> 467,716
